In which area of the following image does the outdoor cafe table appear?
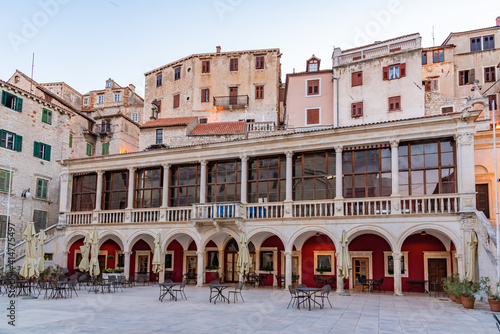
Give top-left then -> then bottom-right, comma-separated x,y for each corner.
296,287 -> 323,311
159,282 -> 178,302
406,279 -> 428,293
209,283 -> 231,304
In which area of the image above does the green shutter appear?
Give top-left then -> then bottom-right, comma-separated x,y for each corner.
36,179 -> 48,199
0,169 -> 10,192
102,142 -> 109,155
33,141 -> 40,158
44,144 -> 51,161
69,134 -> 73,148
0,130 -> 3,146
86,143 -> 92,156
42,109 -> 47,123
15,97 -> 23,112
47,110 -> 52,124
1,91 -> 6,106
14,135 -> 22,152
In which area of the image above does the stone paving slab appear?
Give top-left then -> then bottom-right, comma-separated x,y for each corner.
0,286 -> 498,334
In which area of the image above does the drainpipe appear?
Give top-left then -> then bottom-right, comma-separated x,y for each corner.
332,75 -> 339,128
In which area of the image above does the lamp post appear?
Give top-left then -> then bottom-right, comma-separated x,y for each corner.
2,166 -> 12,270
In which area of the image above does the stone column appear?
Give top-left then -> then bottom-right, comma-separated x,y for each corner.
336,252 -> 345,293
284,151 -> 293,218
334,145 -> 344,216
95,170 -> 104,211
59,171 -> 71,213
161,164 -> 170,208
285,251 -> 292,290
240,155 -> 248,204
455,253 -> 464,279
200,160 -> 207,204
124,251 -> 131,280
127,167 -> 136,209
455,133 -> 476,210
392,252 -> 403,296
390,140 -> 401,215
62,251 -> 69,269
197,251 -> 204,287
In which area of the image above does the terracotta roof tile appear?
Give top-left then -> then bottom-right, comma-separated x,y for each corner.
141,117 -> 197,128
189,121 -> 246,135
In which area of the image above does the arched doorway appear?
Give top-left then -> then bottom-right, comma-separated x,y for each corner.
224,238 -> 239,283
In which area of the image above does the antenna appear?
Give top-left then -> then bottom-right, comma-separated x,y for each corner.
30,53 -> 35,93
432,26 -> 435,47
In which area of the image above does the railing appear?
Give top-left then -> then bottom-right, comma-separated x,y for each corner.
246,122 -> 276,132
213,95 -> 249,108
400,194 -> 460,214
131,209 -> 160,223
165,207 -> 191,222
193,202 -> 242,219
246,203 -> 284,219
293,201 -> 335,218
66,211 -> 93,225
99,210 -> 125,224
344,198 -> 391,216
94,123 -> 112,134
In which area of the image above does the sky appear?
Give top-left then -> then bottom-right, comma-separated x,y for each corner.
0,0 -> 499,97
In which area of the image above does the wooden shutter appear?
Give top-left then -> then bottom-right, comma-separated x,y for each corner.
173,94 -> 179,108
15,97 -> 23,112
469,69 -> 475,83
14,135 -> 22,152
400,63 -> 406,77
1,91 -> 6,106
86,143 -> 92,156
202,60 -> 210,73
69,134 -> 73,148
307,80 -> 319,95
351,103 -> 363,118
102,142 -> 109,155
383,66 -> 389,80
44,144 -> 51,161
352,72 -> 362,86
42,109 -> 48,123
306,109 -> 320,124
33,141 -> 40,158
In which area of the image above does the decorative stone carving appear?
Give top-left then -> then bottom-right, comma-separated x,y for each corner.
61,172 -> 70,182
392,252 -> 402,260
460,214 -> 475,231
334,145 -> 343,154
239,154 -> 248,162
390,140 -> 399,149
455,133 -> 474,144
392,201 -> 400,211
200,160 -> 207,166
235,221 -> 244,232
213,221 -> 220,232
192,222 -> 201,233
285,151 -> 293,159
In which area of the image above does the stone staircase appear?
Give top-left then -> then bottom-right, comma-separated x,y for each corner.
473,210 -> 498,280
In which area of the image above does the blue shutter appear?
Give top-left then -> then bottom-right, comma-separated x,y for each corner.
14,135 -> 22,152
33,141 -> 40,158
44,144 -> 51,161
1,91 -> 6,106
15,97 -> 23,112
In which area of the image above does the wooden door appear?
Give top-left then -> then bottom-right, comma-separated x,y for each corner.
138,255 -> 148,273
186,256 -> 197,274
476,184 -> 490,218
229,87 -> 238,105
292,257 -> 299,277
98,254 -> 106,273
428,258 -> 447,291
225,251 -> 238,282
353,257 -> 369,289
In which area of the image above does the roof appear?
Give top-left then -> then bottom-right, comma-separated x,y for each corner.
286,69 -> 333,77
189,121 -> 246,135
422,44 -> 456,51
442,25 -> 500,45
141,117 -> 197,128
341,33 -> 420,54
144,48 -> 280,76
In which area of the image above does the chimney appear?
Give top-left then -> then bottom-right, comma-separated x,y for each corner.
216,46 -> 221,53
128,84 -> 135,93
497,16 -> 500,26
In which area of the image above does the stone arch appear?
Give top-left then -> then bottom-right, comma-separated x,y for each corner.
64,231 -> 89,252
246,227 -> 288,250
475,165 -> 488,175
98,230 -> 126,250
162,229 -> 201,251
397,224 -> 462,253
125,230 -> 157,252
287,226 -> 340,251
200,226 -> 241,250
346,225 -> 397,251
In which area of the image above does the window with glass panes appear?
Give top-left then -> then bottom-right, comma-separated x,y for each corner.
0,169 -> 13,192
248,156 -> 286,203
135,168 -> 162,208
398,139 -> 456,195
103,170 -> 128,210
35,178 -> 49,199
293,151 -> 335,200
72,173 -> 97,211
169,164 -> 199,206
0,215 -> 8,238
207,160 -> 241,203
343,148 -> 392,198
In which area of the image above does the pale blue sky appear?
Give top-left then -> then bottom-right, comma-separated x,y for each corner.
1,0 -> 499,97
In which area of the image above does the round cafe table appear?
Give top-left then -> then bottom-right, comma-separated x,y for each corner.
296,287 -> 323,310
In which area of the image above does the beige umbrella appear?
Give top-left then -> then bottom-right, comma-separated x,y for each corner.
237,233 -> 251,281
89,228 -> 100,277
465,230 -> 478,281
152,233 -> 163,274
36,229 -> 46,273
337,230 -> 351,283
78,234 -> 91,272
20,222 -> 39,279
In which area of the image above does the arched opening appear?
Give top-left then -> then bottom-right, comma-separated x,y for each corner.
248,231 -> 286,287
129,234 -> 155,282
164,233 -> 198,282
224,238 -> 239,283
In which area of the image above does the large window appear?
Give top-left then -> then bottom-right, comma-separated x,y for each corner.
72,173 -> 97,211
35,178 -> 49,200
174,67 -> 181,80
207,160 -> 241,203
0,169 -> 13,193
1,130 -> 22,152
398,139 -> 456,195
33,142 -> 51,161
1,91 -> 23,112
42,108 -> 52,124
135,168 -> 162,208
103,170 -> 128,210
293,151 -> 335,200
33,210 -> 47,233
483,35 -> 495,50
383,63 -> 406,80
248,156 -> 286,203
169,164 -> 200,207
343,148 -> 392,198
470,37 -> 481,51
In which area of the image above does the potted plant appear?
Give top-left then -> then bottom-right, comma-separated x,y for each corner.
260,266 -> 273,273
315,266 -> 331,275
460,279 -> 480,309
113,268 -> 122,273
102,268 -> 113,273
480,277 -> 500,312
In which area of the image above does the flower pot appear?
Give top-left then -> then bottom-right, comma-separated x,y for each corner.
489,299 -> 500,312
460,295 -> 475,309
454,295 -> 462,304
449,294 -> 456,302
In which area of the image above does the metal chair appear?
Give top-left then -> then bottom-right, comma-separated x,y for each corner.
430,277 -> 442,297
184,271 -> 197,285
228,281 -> 244,303
287,285 -> 305,309
493,313 -> 500,332
372,278 -> 385,293
358,277 -> 370,292
172,280 -> 188,300
315,284 -> 332,308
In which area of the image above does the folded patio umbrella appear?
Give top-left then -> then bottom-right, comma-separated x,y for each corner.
20,222 -> 39,279
465,230 -> 477,281
152,233 -> 163,274
37,229 -> 46,273
237,232 -> 251,281
78,234 -> 91,272
89,228 -> 100,277
337,230 -> 351,280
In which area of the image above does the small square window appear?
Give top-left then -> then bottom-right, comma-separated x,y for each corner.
433,50 -> 444,63
201,88 -> 210,103
34,142 -> 51,161
306,108 -> 320,125
309,63 -> 318,72
459,70 -> 474,86
42,109 -> 52,124
202,60 -> 210,73
106,81 -> 112,88
470,37 -> 482,52
230,58 -> 238,71
306,79 -> 320,96
174,67 -> 181,81
1,91 -> 23,112
156,129 -> 163,144
132,113 -> 138,122
351,71 -> 363,87
98,95 -> 104,104
173,94 -> 180,108
35,178 -> 49,200
388,96 -> 401,111
1,131 -> 16,150
255,56 -> 264,70
255,85 -> 264,99
83,97 -> 89,105
351,102 -> 363,118
383,63 -> 406,80
114,93 -> 120,102
441,106 -> 454,114
485,67 -> 496,83
483,35 -> 495,50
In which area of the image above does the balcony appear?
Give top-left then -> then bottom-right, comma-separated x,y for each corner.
94,123 -> 112,136
246,121 -> 275,132
213,95 -> 249,109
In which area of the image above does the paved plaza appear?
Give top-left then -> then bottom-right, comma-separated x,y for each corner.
0,285 -> 498,334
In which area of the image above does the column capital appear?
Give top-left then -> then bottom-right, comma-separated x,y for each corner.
240,154 -> 248,162
162,163 -> 171,169
454,133 -> 474,145
284,251 -> 292,257
124,251 -> 132,256
334,145 -> 343,154
196,251 -> 205,256
96,170 -> 104,176
392,252 -> 402,260
61,171 -> 71,182
200,160 -> 207,167
390,140 -> 399,148
128,166 -> 137,172
455,253 -> 463,259
63,251 -> 69,255
285,151 -> 294,159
